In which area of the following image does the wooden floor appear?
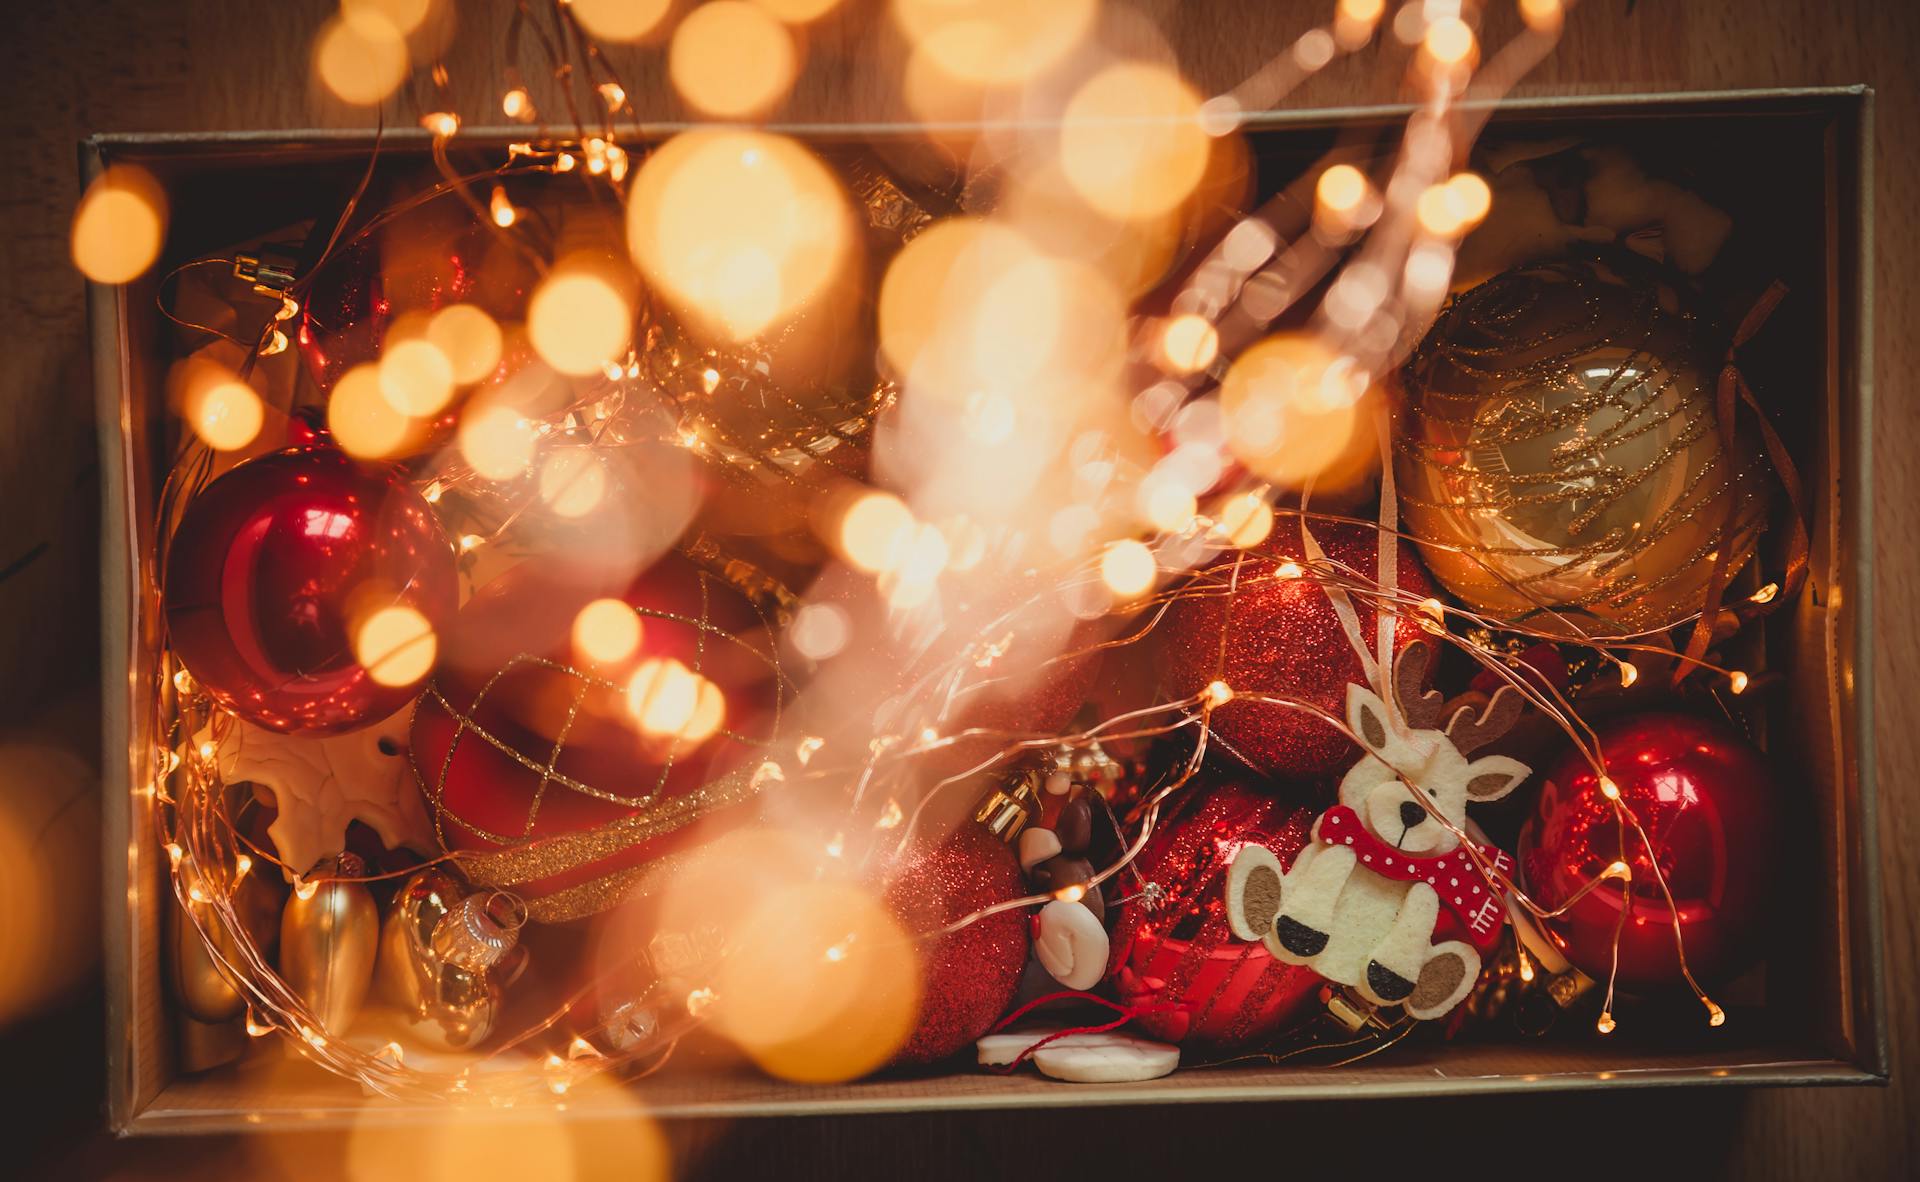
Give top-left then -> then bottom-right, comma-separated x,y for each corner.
1,1 -> 1913,1177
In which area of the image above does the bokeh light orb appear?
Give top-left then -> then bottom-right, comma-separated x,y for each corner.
627,130 -> 852,341
72,165 -> 166,284
669,1 -> 797,118
1059,62 -> 1211,223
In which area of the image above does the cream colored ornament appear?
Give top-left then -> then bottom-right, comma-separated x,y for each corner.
280,853 -> 379,1035
207,704 -> 431,883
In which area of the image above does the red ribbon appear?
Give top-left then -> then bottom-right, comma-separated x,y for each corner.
983,990 -> 1177,1074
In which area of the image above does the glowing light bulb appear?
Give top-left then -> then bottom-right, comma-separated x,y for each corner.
1059,61 -> 1210,223
627,130 -> 850,341
490,185 -> 517,228
1518,0 -> 1565,33
186,378 -> 264,452
1100,539 -> 1157,599
1275,561 -> 1305,580
838,492 -> 915,574
501,88 -> 533,120
1749,582 -> 1780,604
420,111 -> 460,139
354,605 -> 437,688
1054,884 -> 1087,904
1599,776 -> 1621,801
1159,314 -> 1220,374
1705,998 -> 1727,1027
458,403 -> 537,481
669,1 -> 796,119
1316,163 -> 1369,218
1617,660 -> 1639,688
1215,491 -> 1274,549
1424,17 -> 1475,65
569,0 -> 672,42
1606,860 -> 1632,881
573,598 -> 642,665
1205,680 -> 1233,707
314,14 -> 408,106
427,304 -> 504,385
1729,671 -> 1750,695
1596,1012 -> 1616,1035
528,268 -> 633,377
72,165 -> 166,284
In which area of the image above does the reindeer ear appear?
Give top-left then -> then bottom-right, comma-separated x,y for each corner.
1345,683 -> 1393,754
1463,754 -> 1530,802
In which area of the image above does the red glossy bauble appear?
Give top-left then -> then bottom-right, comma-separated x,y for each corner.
163,446 -> 457,734
1519,713 -> 1782,991
884,822 -> 1029,1065
297,194 -> 539,393
409,554 -> 779,916
1110,781 -> 1321,1048
1158,521 -> 1436,780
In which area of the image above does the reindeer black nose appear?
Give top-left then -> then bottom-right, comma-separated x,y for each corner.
1399,801 -> 1427,829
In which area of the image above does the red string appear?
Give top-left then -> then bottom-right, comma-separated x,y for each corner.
983,990 -> 1178,1074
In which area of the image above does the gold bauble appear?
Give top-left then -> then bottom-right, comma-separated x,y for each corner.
279,854 -> 378,1035
166,859 -> 282,1024
1395,257 -> 1768,634
376,866 -> 524,1051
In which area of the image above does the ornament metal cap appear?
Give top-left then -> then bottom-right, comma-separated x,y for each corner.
974,769 -> 1043,842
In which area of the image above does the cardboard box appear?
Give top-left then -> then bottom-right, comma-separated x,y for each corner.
92,86 -> 1885,1133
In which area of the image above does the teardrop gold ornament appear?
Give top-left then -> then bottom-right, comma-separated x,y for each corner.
279,852 -> 379,1036
376,866 -> 527,1050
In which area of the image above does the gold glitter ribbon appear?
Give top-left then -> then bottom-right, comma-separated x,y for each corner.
450,761 -> 781,923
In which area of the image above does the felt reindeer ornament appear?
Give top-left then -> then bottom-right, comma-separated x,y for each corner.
1224,641 -> 1529,1020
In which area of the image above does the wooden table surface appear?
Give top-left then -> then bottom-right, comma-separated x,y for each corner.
1,1 -> 1911,1177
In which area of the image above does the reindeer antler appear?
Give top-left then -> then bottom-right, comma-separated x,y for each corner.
1444,685 -> 1523,754
1392,639 -> 1446,730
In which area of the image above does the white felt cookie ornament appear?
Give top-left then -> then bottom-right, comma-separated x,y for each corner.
976,1028 -> 1180,1083
1224,642 -> 1528,1020
206,704 -> 434,881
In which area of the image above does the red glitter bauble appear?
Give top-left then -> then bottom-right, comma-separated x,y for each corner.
1158,521 -> 1435,779
409,554 -> 779,916
884,822 -> 1029,1065
1519,713 -> 1781,991
297,195 -> 538,393
163,446 -> 457,735
1110,781 -> 1322,1048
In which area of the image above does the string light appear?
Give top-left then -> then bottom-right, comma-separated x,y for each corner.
1616,659 -> 1639,688
419,111 -> 460,139
1054,884 -> 1087,904
1518,0 -> 1565,34
1596,1012 -> 1616,1035
501,87 -> 533,120
1750,582 -> 1780,604
490,186 -> 516,228
1205,680 -> 1234,707
1605,860 -> 1632,882
1729,671 -> 1750,694
597,81 -> 626,110
1275,560 -> 1305,580
1599,776 -> 1621,801
1705,998 -> 1727,1027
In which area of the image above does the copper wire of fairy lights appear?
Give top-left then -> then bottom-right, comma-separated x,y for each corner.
146,0 -> 1787,1097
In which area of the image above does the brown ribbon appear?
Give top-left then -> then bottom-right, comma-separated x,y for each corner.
1675,280 -> 1811,686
